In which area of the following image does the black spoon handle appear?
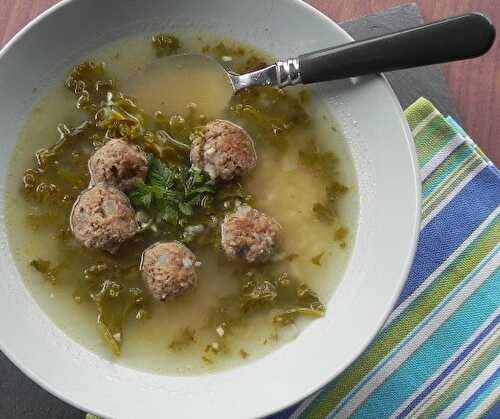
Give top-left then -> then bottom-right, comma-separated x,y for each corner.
297,13 -> 496,83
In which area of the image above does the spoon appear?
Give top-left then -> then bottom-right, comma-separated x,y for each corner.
225,12 -> 495,92
134,13 -> 495,119
171,13 -> 493,96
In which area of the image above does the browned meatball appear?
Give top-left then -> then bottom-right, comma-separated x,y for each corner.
140,241 -> 199,301
221,204 -> 282,263
190,119 -> 257,181
70,183 -> 138,253
89,139 -> 148,192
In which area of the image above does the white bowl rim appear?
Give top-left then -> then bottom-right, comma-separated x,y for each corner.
0,0 -> 421,417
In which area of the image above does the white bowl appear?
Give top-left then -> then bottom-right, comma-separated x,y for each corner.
0,0 -> 421,417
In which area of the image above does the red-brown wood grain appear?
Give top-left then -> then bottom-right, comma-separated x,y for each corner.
1,0 -> 498,164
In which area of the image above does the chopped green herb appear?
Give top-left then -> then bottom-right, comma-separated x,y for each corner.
284,253 -> 299,262
202,355 -> 214,364
169,328 -> 197,351
167,114 -> 192,143
202,42 -> 245,60
205,342 -> 222,354
273,284 -> 325,325
335,226 -> 348,242
241,280 -> 278,311
151,33 -> 180,56
297,283 -> 323,303
311,252 -> 324,266
239,349 -> 249,359
313,202 -> 336,223
312,181 -> 348,224
273,306 -> 324,325
326,181 -> 348,202
275,272 -> 291,287
29,259 -> 59,283
298,140 -> 337,177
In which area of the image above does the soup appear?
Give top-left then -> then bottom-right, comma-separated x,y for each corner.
6,33 -> 358,375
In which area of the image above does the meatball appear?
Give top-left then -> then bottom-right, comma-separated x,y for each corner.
140,241 -> 199,301
70,183 -> 138,253
89,139 -> 148,192
221,204 -> 282,263
190,119 -> 257,181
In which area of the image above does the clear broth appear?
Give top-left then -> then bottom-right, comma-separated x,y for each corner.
6,33 -> 358,375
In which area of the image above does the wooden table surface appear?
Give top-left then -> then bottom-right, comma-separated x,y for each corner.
1,0 -> 498,164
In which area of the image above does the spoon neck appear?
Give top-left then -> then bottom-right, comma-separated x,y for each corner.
230,58 -> 301,92
276,58 -> 301,87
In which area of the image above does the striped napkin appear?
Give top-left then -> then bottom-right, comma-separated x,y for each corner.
270,97 -> 500,419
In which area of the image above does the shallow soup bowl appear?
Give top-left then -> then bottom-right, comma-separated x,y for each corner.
0,0 -> 420,417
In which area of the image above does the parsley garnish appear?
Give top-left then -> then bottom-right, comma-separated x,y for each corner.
128,156 -> 215,226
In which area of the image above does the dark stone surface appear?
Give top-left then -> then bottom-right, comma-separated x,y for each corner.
0,4 -> 456,418
0,351 -> 82,418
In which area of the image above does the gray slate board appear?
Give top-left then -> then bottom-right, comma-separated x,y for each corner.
0,4 -> 457,418
342,3 -> 459,119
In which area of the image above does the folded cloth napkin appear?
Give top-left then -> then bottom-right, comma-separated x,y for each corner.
268,98 -> 500,419
86,99 -> 499,419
